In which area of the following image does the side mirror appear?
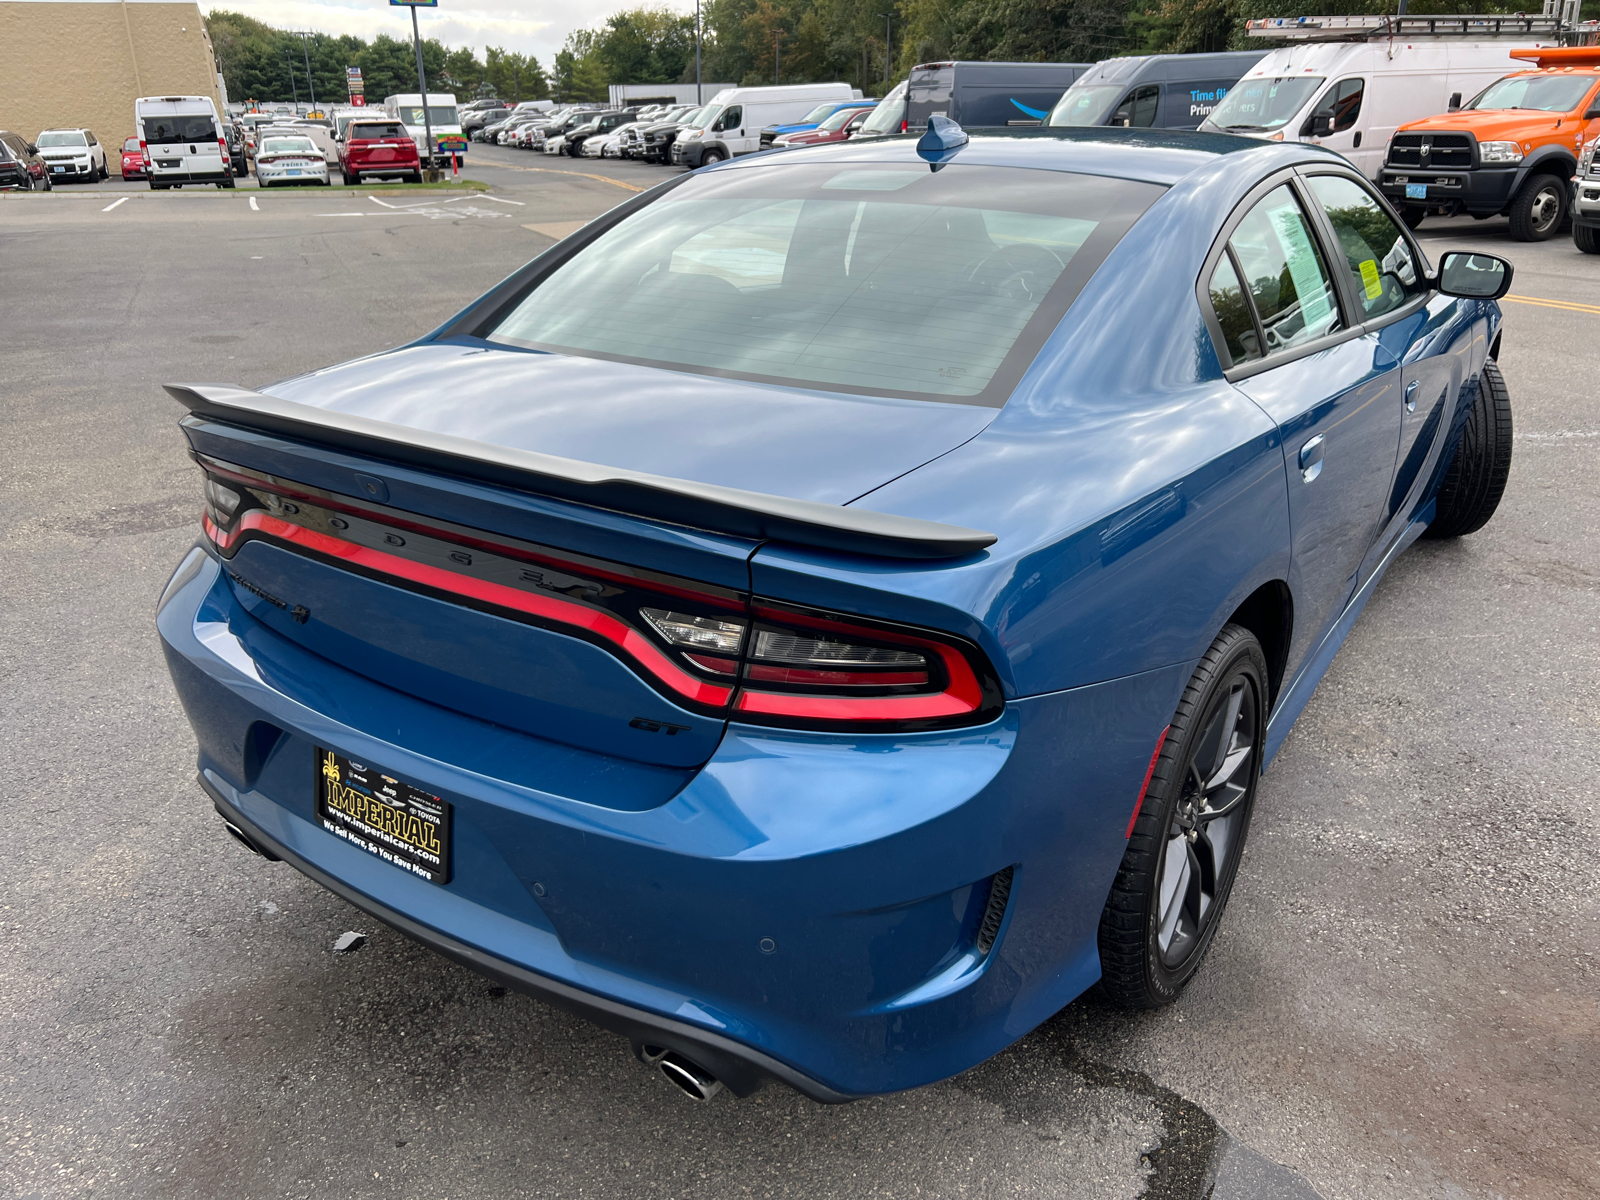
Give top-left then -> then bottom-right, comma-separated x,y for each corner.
25,142 -> 37,154
1436,251 -> 1513,300
1448,92 -> 1462,112
1310,114 -> 1334,138
1586,105 -> 1600,121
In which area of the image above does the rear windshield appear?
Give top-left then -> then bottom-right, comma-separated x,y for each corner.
144,114 -> 217,143
37,131 -> 88,147
350,123 -> 407,139
1467,73 -> 1597,113
260,137 -> 318,155
486,162 -> 1162,406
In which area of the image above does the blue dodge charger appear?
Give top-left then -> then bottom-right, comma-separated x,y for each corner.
157,124 -> 1514,1102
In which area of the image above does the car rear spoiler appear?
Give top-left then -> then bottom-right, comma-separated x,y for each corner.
164,383 -> 996,561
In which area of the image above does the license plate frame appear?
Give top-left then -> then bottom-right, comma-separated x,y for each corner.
1405,183 -> 1428,200
315,747 -> 452,884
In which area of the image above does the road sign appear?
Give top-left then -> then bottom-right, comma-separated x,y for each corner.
434,133 -> 468,155
390,0 -> 438,6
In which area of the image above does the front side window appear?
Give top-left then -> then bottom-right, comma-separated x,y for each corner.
1110,85 -> 1161,128
1467,73 -> 1596,113
716,105 -> 743,132
37,130 -> 88,148
487,163 -> 1162,404
142,115 -> 217,143
1305,175 -> 1425,320
1306,78 -> 1365,134
1225,185 -> 1343,358
1202,76 -> 1325,133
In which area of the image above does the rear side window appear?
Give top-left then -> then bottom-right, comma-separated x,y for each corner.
1220,185 -> 1343,360
1305,175 -> 1425,320
144,114 -> 216,143
486,162 -> 1163,405
1208,254 -> 1261,365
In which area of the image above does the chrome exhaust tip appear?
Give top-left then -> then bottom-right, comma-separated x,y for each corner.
658,1052 -> 723,1101
221,819 -> 279,861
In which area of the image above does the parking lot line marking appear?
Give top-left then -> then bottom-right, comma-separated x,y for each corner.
473,194 -> 526,206
101,197 -> 127,212
249,196 -> 259,211
483,163 -> 645,193
319,213 -> 367,217
1502,294 -> 1600,316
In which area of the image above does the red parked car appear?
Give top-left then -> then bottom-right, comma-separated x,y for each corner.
120,136 -> 148,180
337,119 -> 422,185
772,107 -> 874,148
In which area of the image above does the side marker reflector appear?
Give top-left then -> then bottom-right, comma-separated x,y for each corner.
1125,725 -> 1170,839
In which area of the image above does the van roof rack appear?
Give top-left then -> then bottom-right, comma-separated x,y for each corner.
1246,9 -> 1589,43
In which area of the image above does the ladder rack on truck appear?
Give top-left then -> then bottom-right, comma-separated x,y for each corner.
1246,5 -> 1595,44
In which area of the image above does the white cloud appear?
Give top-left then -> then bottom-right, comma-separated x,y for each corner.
200,0 -> 696,68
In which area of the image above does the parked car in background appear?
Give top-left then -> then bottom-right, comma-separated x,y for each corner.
120,135 -> 148,180
35,128 -> 108,182
1199,15 -> 1550,184
160,125 -> 1516,1106
289,119 -> 340,165
619,105 -> 694,157
633,105 -> 705,161
0,130 -> 50,190
563,109 -> 640,157
463,105 -> 509,137
137,95 -> 232,190
225,122 -> 248,176
772,105 -> 875,147
908,61 -> 1092,129
1574,130 -> 1600,253
1048,52 -> 1268,131
338,119 -> 422,185
1378,45 -> 1600,239
760,99 -> 877,147
674,83 -> 858,166
254,133 -> 330,187
848,80 -> 909,141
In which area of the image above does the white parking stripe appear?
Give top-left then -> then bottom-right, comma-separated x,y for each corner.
249,195 -> 259,211
368,195 -> 402,209
474,194 -> 526,206
101,197 -> 128,212
319,213 -> 367,217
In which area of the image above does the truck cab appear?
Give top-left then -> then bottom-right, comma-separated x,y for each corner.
1378,46 -> 1600,240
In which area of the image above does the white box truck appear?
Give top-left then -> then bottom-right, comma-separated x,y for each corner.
1198,13 -> 1565,180
673,83 -> 859,167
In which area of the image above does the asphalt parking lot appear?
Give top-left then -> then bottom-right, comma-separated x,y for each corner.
2,144 -> 1596,1200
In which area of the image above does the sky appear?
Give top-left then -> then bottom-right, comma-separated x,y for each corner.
197,0 -> 687,69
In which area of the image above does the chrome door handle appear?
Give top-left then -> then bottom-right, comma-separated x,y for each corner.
1299,434 -> 1325,483
1404,380 -> 1419,412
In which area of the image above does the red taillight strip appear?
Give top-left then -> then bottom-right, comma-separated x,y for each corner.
734,639 -> 985,724
206,510 -> 731,707
1124,726 -> 1170,839
198,459 -> 741,610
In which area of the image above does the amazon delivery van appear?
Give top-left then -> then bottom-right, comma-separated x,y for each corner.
908,61 -> 1092,129
1048,52 -> 1269,130
1198,14 -> 1558,179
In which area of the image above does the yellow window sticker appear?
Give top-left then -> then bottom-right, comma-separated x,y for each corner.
1359,258 -> 1382,301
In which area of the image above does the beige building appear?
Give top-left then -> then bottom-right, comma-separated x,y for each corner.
0,0 -> 225,149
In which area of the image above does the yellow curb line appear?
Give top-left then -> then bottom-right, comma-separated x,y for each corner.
1502,293 -> 1600,315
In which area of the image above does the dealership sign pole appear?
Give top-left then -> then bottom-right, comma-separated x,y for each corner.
393,0 -> 437,172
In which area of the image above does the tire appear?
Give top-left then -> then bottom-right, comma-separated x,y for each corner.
1575,223 -> 1600,255
1506,173 -> 1566,241
1425,359 -> 1512,538
1400,205 -> 1426,230
409,171 -> 423,184
98,161 -> 108,181
221,176 -> 235,189
1098,624 -> 1267,1009
699,148 -> 726,166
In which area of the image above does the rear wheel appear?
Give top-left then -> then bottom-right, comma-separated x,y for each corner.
1098,624 -> 1266,1009
408,171 -> 423,184
221,176 -> 235,189
1425,359 -> 1513,538
1575,223 -> 1600,255
1507,173 -> 1566,241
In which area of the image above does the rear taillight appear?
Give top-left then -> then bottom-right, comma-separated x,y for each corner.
196,459 -> 1002,732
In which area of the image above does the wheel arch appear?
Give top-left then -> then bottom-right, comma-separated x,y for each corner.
1221,580 -> 1292,712
1522,148 -> 1577,181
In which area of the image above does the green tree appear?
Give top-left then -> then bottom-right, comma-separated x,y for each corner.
487,46 -> 549,102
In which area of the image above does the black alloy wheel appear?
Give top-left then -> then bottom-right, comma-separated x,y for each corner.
1099,624 -> 1266,1008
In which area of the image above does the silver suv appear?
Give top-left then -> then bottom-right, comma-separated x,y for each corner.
1575,140 -> 1600,254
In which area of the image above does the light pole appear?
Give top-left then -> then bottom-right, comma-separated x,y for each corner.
695,0 -> 702,104
409,4 -> 435,173
875,12 -> 893,96
300,31 -> 317,112
284,50 -> 299,107
775,30 -> 781,85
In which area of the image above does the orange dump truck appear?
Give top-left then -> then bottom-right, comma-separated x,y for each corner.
1378,45 -> 1600,240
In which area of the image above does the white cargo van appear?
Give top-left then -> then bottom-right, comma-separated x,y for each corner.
1198,14 -> 1560,180
136,95 -> 232,189
382,93 -> 463,161
674,83 -> 858,167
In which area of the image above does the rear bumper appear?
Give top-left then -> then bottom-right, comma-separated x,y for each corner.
152,168 -> 231,183
157,545 -> 1181,1097
1378,166 -> 1519,216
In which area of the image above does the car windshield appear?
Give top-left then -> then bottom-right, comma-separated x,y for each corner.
143,114 -> 218,143
689,104 -> 723,130
818,108 -> 860,132
1201,76 -> 1325,132
351,123 -> 407,139
487,162 -> 1161,405
798,103 -> 838,124
1048,85 -> 1128,127
37,131 -> 88,148
860,86 -> 907,134
393,105 -> 459,126
261,137 -> 317,154
1467,73 -> 1597,112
